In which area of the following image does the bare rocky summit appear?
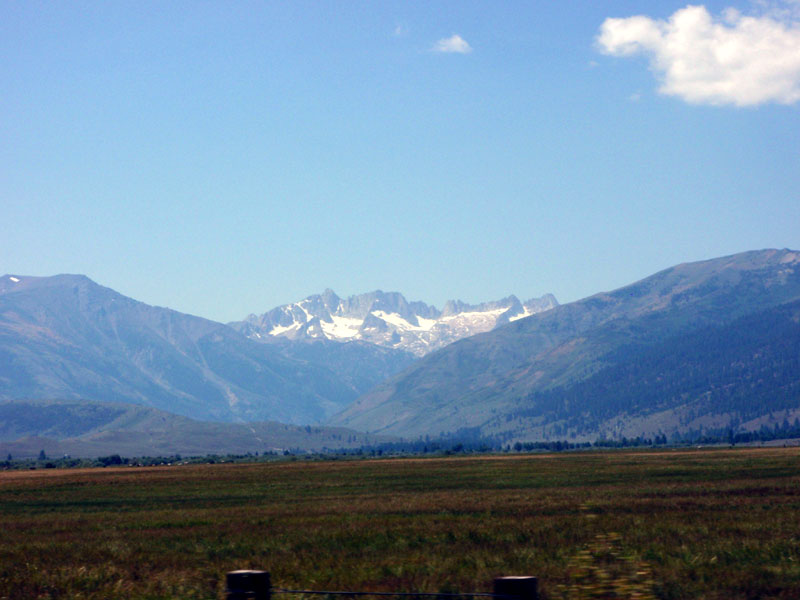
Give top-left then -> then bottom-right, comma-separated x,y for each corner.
231,290 -> 558,356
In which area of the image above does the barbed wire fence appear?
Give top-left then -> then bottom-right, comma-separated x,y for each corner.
226,571 -> 538,600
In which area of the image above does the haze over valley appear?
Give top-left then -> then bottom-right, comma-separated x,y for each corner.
3,248 -> 800,457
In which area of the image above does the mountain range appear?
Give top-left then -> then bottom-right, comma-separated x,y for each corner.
230,289 -> 558,356
2,248 -> 800,456
331,249 -> 800,442
0,274 -> 410,424
0,274 -> 550,430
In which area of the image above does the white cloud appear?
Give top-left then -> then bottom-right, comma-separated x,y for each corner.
393,24 -> 408,37
596,4 -> 800,106
432,34 -> 472,54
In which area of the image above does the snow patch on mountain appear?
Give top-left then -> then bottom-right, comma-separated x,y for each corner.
232,290 -> 558,357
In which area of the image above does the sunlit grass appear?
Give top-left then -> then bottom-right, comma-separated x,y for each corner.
1,448 -> 799,599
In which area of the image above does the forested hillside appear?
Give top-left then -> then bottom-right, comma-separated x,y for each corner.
490,299 -> 800,441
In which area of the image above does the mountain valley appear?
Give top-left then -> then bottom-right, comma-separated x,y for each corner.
0,398 -> 391,458
331,249 -> 800,442
0,274 -> 397,425
3,248 -> 800,455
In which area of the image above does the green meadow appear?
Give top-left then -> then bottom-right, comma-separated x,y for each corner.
1,448 -> 799,599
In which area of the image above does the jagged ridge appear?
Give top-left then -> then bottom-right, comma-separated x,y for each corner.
231,290 -> 558,356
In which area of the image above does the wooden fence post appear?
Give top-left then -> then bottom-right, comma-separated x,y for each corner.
493,576 -> 538,600
227,570 -> 271,600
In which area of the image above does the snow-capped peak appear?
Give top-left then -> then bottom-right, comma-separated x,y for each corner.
231,290 -> 558,357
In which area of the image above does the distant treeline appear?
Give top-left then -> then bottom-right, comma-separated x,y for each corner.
4,418 -> 799,470
674,419 -> 800,446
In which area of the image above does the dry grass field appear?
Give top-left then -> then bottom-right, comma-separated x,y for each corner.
1,448 -> 799,599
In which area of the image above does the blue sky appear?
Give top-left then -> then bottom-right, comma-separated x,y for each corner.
3,1 -> 799,322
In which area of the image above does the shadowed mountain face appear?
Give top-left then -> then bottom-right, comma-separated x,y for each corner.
329,249 -> 800,441
0,274 -> 400,425
494,298 -> 800,442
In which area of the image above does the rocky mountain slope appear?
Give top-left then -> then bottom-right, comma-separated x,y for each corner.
0,274 -> 407,424
231,289 -> 558,356
329,249 -> 800,441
